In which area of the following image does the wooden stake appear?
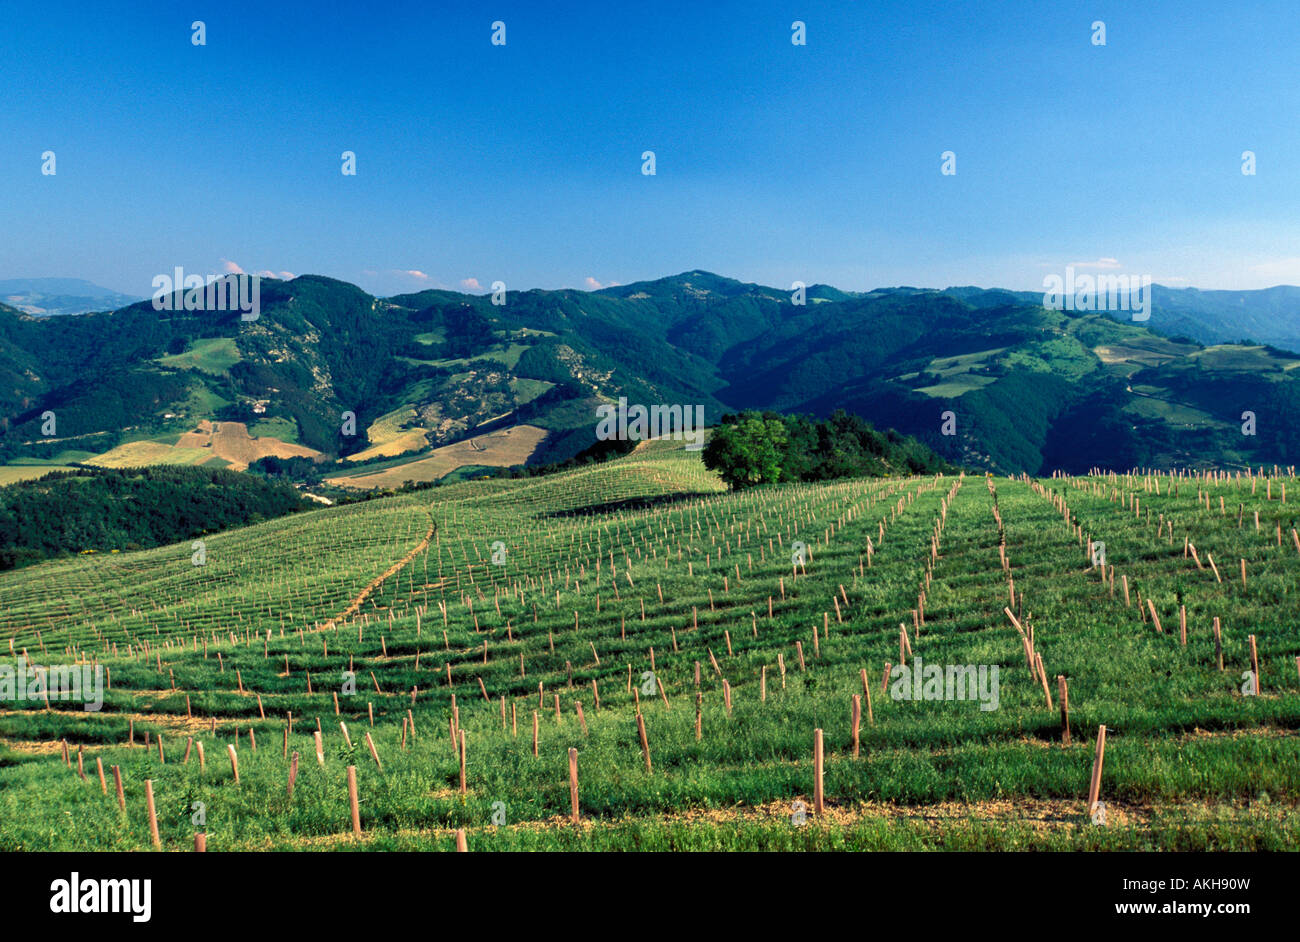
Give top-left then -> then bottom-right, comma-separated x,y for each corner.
347,765 -> 362,836
1249,634 -> 1260,694
145,779 -> 161,849
1087,725 -> 1107,817
636,712 -> 652,773
859,668 -> 875,724
813,728 -> 825,815
1057,675 -> 1070,745
1035,653 -> 1053,709
568,747 -> 580,823
851,695 -> 861,757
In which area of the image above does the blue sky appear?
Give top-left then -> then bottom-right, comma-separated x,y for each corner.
3,0 -> 1298,297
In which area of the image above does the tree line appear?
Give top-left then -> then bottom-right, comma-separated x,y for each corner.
0,466 -> 307,570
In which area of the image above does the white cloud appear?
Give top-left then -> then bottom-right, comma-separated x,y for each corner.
460,277 -> 482,291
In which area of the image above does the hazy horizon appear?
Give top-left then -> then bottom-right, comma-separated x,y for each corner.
6,270 -> 1300,305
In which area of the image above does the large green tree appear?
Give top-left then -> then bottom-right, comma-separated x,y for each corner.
702,414 -> 789,488
703,409 -> 950,489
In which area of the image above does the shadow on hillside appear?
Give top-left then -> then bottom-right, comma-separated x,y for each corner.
542,491 -> 720,519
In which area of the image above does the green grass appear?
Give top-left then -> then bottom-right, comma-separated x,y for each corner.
249,416 -> 300,444
510,378 -> 554,406
431,343 -> 531,370
1189,345 -> 1300,373
1,452 -> 1297,851
157,337 -> 241,375
915,376 -> 996,397
182,383 -> 231,416
0,465 -> 77,485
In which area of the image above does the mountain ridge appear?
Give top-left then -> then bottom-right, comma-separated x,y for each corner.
2,271 -> 1299,478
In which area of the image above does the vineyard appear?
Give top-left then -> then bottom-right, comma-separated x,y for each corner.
1,440 -> 1297,851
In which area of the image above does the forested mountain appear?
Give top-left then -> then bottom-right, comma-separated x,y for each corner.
940,284 -> 1300,353
1,272 -> 1298,478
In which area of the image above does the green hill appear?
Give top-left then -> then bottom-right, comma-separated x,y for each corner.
0,444 -> 1296,850
3,273 -> 1299,477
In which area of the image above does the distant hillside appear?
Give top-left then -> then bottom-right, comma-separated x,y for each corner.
0,278 -> 141,317
939,283 -> 1300,354
1,272 -> 1298,477
1136,285 -> 1300,352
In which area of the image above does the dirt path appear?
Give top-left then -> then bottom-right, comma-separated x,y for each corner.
317,513 -> 435,632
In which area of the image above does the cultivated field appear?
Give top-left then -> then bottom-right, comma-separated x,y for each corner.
327,425 -> 549,489
1,442 -> 1297,851
82,421 -> 319,472
0,465 -> 78,485
85,441 -> 220,469
174,420 -> 320,471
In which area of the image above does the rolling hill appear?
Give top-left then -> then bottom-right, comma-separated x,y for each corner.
0,441 -> 1296,850
1,273 -> 1299,480
0,278 -> 142,317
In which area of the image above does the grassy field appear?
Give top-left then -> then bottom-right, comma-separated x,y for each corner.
344,407 -> 431,463
82,421 -> 318,472
174,420 -> 320,470
248,416 -> 301,445
156,337 -> 242,375
327,425 -> 549,489
0,465 -> 78,485
85,442 -> 216,468
0,441 -> 1296,851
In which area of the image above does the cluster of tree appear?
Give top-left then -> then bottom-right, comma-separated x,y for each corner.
441,308 -> 497,358
702,410 -> 951,489
0,466 -> 307,570
249,454 -> 327,483
494,435 -> 638,479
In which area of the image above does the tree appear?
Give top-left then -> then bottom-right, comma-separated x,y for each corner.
703,413 -> 788,488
